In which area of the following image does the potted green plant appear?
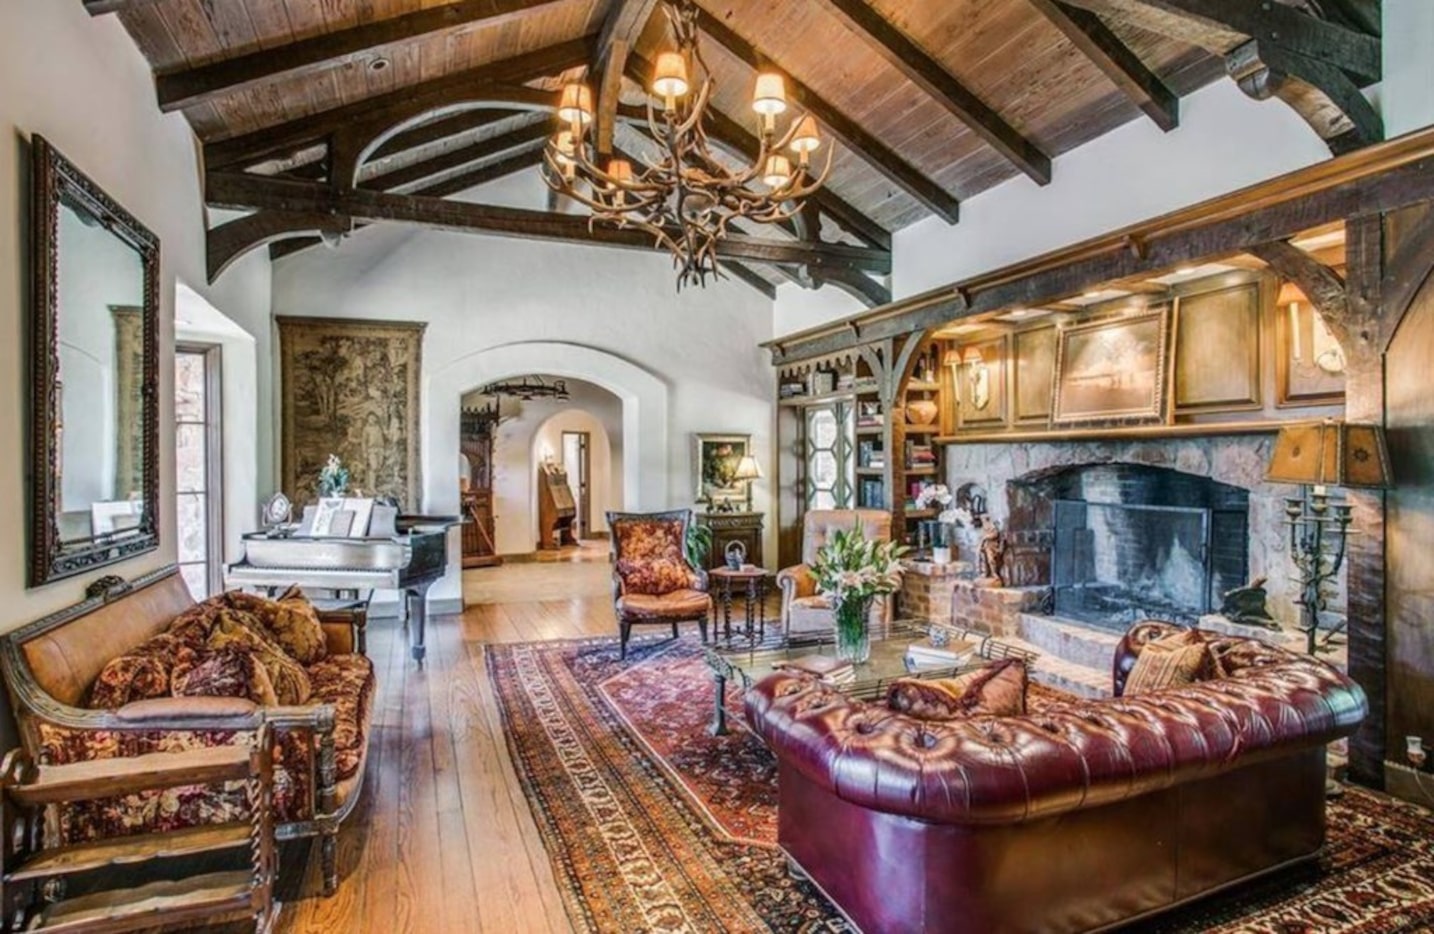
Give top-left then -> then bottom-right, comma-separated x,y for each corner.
811,528 -> 909,663
685,521 -> 713,569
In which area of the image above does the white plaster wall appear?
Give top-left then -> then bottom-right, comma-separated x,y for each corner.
176,284 -> 260,567
531,408 -> 616,541
775,80 -> 1331,336
1383,0 -> 1434,137
0,0 -> 273,641
272,170 -> 778,603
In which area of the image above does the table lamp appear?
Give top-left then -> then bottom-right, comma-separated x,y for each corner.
1265,419 -> 1391,653
732,455 -> 763,513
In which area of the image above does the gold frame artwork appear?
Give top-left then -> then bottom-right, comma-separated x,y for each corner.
694,433 -> 751,504
1052,308 -> 1171,426
278,316 -> 425,508
1173,280 -> 1262,413
1012,326 -> 1057,424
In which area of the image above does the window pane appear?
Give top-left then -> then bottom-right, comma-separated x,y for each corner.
812,490 -> 836,510
179,563 -> 208,602
177,492 -> 207,563
175,353 -> 206,422
811,451 -> 837,489
176,424 -> 207,494
809,409 -> 837,448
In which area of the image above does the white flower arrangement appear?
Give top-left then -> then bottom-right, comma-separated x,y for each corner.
914,483 -> 952,510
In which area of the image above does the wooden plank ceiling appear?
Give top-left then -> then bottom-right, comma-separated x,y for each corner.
91,0 -> 1381,301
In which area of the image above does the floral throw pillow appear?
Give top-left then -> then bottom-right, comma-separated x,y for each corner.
224,589 -> 328,665
887,658 -> 1028,720
616,558 -> 695,596
172,647 -> 279,707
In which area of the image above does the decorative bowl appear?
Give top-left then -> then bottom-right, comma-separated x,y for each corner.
906,399 -> 938,425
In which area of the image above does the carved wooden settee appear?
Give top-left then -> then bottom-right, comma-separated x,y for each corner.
0,566 -> 375,895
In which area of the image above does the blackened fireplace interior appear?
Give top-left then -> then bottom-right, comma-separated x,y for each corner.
1021,465 -> 1249,631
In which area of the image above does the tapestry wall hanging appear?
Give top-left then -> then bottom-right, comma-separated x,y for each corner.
278,316 -> 425,509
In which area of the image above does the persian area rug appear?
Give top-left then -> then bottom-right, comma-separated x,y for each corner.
487,637 -> 1434,934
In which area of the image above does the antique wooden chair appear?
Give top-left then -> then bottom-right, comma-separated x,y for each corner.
607,509 -> 713,659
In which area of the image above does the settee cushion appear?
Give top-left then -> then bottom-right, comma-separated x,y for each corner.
887,658 -> 1028,720
1124,628 -> 1211,695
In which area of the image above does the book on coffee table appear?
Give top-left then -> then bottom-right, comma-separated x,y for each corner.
776,654 -> 856,683
905,638 -> 976,668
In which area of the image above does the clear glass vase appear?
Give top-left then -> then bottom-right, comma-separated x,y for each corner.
834,595 -> 874,664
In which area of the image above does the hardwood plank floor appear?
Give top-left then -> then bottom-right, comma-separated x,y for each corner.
275,558 -> 733,933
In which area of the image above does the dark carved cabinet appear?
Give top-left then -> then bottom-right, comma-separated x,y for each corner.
699,512 -> 764,570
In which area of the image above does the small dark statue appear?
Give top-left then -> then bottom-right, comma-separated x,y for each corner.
1219,576 -> 1280,630
977,520 -> 1008,587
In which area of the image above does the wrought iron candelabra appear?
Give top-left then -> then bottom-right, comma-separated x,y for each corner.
1283,487 -> 1354,654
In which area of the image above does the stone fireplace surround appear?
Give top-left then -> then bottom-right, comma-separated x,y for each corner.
941,432 -> 1349,634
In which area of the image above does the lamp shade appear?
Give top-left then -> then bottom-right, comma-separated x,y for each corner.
732,454 -> 763,482
652,52 -> 690,99
1265,419 -> 1392,489
752,73 -> 788,115
557,83 -> 594,125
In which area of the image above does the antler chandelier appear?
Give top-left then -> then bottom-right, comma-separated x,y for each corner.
541,0 -> 830,290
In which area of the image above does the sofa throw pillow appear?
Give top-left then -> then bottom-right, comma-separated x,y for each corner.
86,632 -> 190,709
616,557 -> 695,595
206,610 -> 313,705
223,589 -> 328,665
172,647 -> 279,707
887,658 -> 1029,720
1124,628 -> 1211,695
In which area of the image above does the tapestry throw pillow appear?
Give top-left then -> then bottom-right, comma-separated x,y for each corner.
223,589 -> 328,665
887,657 -> 1029,720
616,557 -> 695,596
1124,628 -> 1213,695
205,610 -> 313,705
172,647 -> 280,707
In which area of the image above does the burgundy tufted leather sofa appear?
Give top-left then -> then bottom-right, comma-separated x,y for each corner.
746,622 -> 1367,933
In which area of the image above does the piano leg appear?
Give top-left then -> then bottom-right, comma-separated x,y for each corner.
408,584 -> 430,665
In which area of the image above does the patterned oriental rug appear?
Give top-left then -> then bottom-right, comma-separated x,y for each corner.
487,636 -> 1434,933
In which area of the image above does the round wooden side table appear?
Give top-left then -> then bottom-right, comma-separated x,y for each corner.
708,565 -> 770,640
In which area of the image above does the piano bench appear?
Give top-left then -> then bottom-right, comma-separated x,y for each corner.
312,598 -> 369,655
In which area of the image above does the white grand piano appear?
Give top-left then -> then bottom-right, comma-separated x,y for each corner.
225,500 -> 459,665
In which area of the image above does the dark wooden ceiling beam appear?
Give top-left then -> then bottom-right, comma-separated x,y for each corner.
1026,0 -> 1179,131
1227,38 -> 1382,154
762,136 -> 1434,363
1058,0 -> 1380,84
367,108 -> 515,162
82,0 -> 160,13
361,122 -> 552,191
157,0 -> 566,113
813,0 -> 1052,185
593,0 -> 662,154
204,36 -> 592,170
206,172 -> 893,273
623,53 -> 891,251
268,146 -> 550,263
718,262 -> 779,299
209,210 -> 351,282
694,9 -> 961,223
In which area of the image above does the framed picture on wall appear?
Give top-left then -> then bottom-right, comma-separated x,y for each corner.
1276,298 -> 1346,405
694,433 -> 750,504
1012,326 -> 1056,423
1173,281 -> 1262,412
955,335 -> 1008,427
1052,308 -> 1171,425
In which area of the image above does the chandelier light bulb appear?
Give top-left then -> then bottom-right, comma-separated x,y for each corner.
762,154 -> 793,189
752,73 -> 788,116
557,83 -> 594,126
652,52 -> 690,104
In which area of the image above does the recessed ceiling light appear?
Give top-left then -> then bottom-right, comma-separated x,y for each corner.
369,56 -> 391,73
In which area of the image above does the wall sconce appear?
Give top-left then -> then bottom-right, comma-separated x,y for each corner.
1265,418 -> 1391,653
1278,280 -> 1345,374
958,346 -> 991,413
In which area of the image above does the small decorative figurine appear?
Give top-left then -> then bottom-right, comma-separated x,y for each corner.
1219,576 -> 1280,629
977,520 -> 1007,587
725,540 -> 747,570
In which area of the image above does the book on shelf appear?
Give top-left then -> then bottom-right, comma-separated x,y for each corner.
776,654 -> 855,683
904,638 -> 976,668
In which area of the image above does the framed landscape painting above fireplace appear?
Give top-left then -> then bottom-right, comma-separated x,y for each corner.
1052,309 -> 1171,426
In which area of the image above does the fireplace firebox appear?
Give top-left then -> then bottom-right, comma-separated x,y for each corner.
1010,464 -> 1249,631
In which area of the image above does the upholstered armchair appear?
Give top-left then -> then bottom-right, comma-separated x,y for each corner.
607,509 -> 713,659
777,509 -> 895,637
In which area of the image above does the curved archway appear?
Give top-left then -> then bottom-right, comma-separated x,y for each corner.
528,407 -> 618,545
425,341 -> 667,518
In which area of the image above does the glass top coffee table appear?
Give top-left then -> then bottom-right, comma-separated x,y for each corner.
702,620 -> 1037,735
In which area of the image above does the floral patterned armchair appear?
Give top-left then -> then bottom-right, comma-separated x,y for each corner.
607,510 -> 713,659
